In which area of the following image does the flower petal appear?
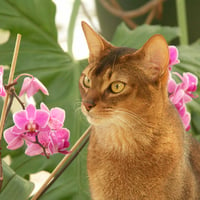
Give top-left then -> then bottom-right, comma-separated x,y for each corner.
26,104 -> 36,120
13,110 -> 28,129
19,77 -> 32,97
182,112 -> 191,131
25,143 -> 43,156
4,127 -> 24,150
50,108 -> 65,124
19,77 -> 49,98
48,128 -> 70,154
168,46 -> 180,67
32,78 -> 49,96
49,108 -> 65,129
0,66 -> 6,97
168,77 -> 177,94
183,72 -> 198,92
35,110 -> 49,128
0,86 -> 6,97
40,102 -> 49,112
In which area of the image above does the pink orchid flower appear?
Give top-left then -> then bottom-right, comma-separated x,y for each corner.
168,46 -> 180,70
25,126 -> 51,156
4,104 -> 50,150
25,128 -> 70,156
168,71 -> 198,131
4,103 -> 70,157
0,66 -> 6,97
13,104 -> 50,136
176,72 -> 198,98
170,72 -> 198,104
167,45 -> 198,132
19,77 -> 49,98
48,128 -> 70,154
40,103 -> 65,129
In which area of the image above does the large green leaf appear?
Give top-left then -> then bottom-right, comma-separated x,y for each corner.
0,161 -> 34,200
111,23 -> 179,48
0,0 -> 89,199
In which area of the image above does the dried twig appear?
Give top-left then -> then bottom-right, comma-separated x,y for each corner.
99,0 -> 164,29
99,0 -> 164,18
145,7 -> 157,24
110,0 -> 137,29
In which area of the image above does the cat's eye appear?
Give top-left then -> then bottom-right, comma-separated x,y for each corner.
110,81 -> 125,94
83,75 -> 91,88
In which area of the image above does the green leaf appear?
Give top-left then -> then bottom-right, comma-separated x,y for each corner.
0,0 -> 90,199
0,161 -> 34,200
112,23 -> 179,48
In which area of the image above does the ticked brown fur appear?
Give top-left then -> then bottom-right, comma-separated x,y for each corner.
79,22 -> 200,200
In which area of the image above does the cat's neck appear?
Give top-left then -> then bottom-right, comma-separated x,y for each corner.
91,100 -> 185,155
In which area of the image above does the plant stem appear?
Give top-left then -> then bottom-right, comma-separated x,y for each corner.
31,125 -> 92,200
0,34 -> 21,191
67,0 -> 81,58
176,0 -> 188,45
13,73 -> 33,82
11,89 -> 25,110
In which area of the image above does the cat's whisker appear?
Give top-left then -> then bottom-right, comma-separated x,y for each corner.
114,115 -> 135,131
114,109 -> 156,129
74,100 -> 82,107
75,106 -> 82,114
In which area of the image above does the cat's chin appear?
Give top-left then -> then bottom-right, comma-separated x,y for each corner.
85,114 -> 107,126
82,110 -> 111,126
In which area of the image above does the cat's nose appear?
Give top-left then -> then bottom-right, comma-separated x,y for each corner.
83,101 -> 96,112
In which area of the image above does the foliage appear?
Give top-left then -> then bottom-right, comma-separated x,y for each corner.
0,161 -> 34,200
0,0 -> 199,199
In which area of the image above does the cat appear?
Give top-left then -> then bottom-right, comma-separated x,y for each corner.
79,21 -> 200,200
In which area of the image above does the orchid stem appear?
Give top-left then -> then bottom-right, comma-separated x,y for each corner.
13,73 -> 33,82
11,89 -> 25,110
31,125 -> 92,200
0,34 -> 21,191
4,92 -> 14,122
34,135 -> 49,159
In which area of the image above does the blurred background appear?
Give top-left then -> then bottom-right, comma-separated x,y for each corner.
54,0 -> 200,59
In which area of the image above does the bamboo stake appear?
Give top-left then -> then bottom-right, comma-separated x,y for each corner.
0,34 -> 21,190
31,125 -> 91,200
0,34 -> 21,140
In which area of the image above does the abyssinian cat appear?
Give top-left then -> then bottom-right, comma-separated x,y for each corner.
79,22 -> 200,200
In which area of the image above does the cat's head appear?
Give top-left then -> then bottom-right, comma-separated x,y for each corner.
79,22 -> 169,127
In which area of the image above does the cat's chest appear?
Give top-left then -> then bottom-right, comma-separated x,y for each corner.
88,133 -> 155,199
87,129 -> 181,200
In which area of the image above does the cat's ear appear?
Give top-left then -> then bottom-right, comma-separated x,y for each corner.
81,21 -> 113,63
137,34 -> 169,82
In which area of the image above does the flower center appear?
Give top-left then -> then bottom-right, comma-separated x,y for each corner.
25,122 -> 39,135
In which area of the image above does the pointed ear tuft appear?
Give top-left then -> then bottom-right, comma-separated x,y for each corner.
81,21 -> 112,63
138,34 -> 169,82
